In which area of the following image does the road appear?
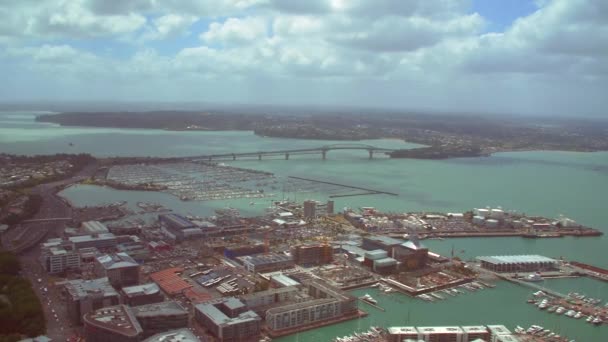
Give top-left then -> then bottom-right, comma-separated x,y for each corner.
7,161 -> 98,341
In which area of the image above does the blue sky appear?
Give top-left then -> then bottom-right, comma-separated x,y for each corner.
0,0 -> 606,116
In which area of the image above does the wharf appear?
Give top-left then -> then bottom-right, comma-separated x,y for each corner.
568,261 -> 608,282
392,229 -> 602,239
380,277 -> 474,297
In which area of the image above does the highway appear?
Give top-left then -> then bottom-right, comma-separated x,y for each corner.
3,161 -> 98,341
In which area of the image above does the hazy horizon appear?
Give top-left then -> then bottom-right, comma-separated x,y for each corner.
1,0 -> 607,117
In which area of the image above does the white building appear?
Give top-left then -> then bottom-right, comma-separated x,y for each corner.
40,240 -> 81,274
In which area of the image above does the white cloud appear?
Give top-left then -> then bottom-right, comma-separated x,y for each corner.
0,0 -> 607,116
141,14 -> 198,41
201,17 -> 268,45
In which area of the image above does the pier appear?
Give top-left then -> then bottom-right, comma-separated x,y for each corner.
358,297 -> 386,312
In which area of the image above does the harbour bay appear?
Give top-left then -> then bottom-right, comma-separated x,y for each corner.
2,111 -> 608,341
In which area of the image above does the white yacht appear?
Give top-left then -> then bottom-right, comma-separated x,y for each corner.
360,293 -> 377,305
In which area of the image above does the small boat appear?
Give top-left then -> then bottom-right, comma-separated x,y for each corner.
514,326 -> 525,334
556,307 -> 566,314
592,317 -> 603,325
574,312 -> 583,319
360,293 -> 377,305
538,301 -> 549,310
587,316 -> 595,323
565,310 -> 576,317
524,273 -> 544,282
430,292 -> 445,300
548,306 -> 558,313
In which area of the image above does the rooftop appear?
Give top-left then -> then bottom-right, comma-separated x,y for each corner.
82,221 -> 109,233
270,274 -> 300,287
159,214 -> 195,229
239,253 -> 292,266
122,283 -> 161,297
150,267 -> 192,296
417,326 -> 463,334
69,233 -> 116,244
364,235 -> 404,246
65,277 -> 118,300
96,252 -> 139,270
477,255 -> 557,265
83,305 -> 142,337
131,301 -> 188,318
143,328 -> 200,342
195,298 -> 260,326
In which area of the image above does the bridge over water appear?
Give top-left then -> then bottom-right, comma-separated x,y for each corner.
188,143 -> 396,161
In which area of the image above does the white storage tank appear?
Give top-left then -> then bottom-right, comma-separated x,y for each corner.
490,209 -> 505,219
472,216 -> 485,226
485,219 -> 499,228
476,208 -> 490,218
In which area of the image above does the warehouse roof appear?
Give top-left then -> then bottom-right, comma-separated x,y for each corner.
96,252 -> 138,270
477,255 -> 557,265
239,253 -> 292,266
122,283 -> 160,297
65,277 -> 118,300
132,301 -> 187,318
271,274 -> 300,287
195,298 -> 260,326
150,267 -> 192,295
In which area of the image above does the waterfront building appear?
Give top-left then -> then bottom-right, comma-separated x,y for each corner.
83,304 -> 142,342
65,277 -> 120,324
142,329 -> 200,342
462,326 -> 491,341
265,280 -> 357,332
69,233 -> 117,250
40,241 -> 80,274
94,252 -> 140,288
194,298 -> 261,342
291,243 -> 333,266
240,286 -> 298,310
387,325 -> 498,342
238,253 -> 294,273
132,301 -> 189,338
392,238 -> 429,271
121,283 -> 164,307
477,255 -> 558,273
82,221 -> 109,234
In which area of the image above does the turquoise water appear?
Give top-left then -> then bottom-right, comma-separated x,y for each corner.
2,111 -> 607,340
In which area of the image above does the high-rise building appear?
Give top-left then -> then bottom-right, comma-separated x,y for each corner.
94,253 -> 140,288
291,244 -> 333,266
39,240 -> 80,274
65,278 -> 120,325
303,200 -> 317,219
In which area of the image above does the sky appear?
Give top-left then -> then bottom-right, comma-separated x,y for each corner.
0,0 -> 606,116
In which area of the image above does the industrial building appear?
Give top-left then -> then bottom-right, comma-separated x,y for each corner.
39,240 -> 80,274
132,301 -> 189,338
82,221 -> 110,235
194,298 -> 261,342
142,329 -> 200,342
83,305 -> 143,342
291,243 -> 333,266
69,233 -> 118,250
224,244 -> 265,259
121,283 -> 164,307
94,252 -> 140,288
477,255 -> 558,273
159,213 -> 203,242
65,277 -> 120,324
238,253 -> 294,273
265,280 -> 357,333
387,325 -> 505,342
270,274 -> 300,288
